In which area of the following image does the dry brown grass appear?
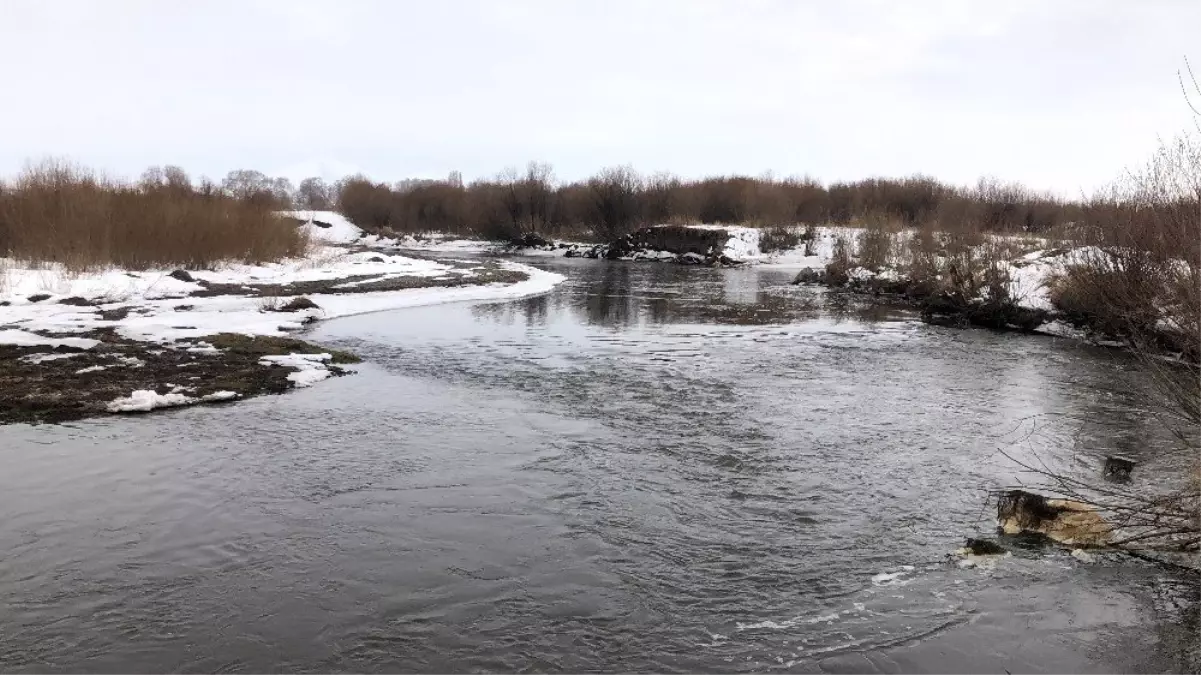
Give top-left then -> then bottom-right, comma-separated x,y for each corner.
0,160 -> 309,271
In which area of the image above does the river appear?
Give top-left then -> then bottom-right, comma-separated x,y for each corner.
1,256 -> 1196,673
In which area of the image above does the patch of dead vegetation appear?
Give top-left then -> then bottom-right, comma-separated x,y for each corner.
0,330 -> 359,425
205,333 -> 360,364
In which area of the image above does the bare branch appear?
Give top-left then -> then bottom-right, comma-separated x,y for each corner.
1182,56 -> 1201,117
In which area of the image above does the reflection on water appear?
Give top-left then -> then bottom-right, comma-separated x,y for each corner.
470,259 -> 905,329
0,256 -> 1195,673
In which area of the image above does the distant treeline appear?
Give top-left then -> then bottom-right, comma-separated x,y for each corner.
313,164 -> 1083,241
0,161 -> 1137,243
2,159 -> 1194,258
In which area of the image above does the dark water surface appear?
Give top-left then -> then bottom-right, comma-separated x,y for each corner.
1,257 -> 1197,673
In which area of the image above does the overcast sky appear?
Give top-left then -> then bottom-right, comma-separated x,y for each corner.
2,0 -> 1198,195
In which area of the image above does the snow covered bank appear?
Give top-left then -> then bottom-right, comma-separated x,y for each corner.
1,210 -> 565,422
301,218 -> 850,268
288,210 -> 365,245
499,224 -> 855,268
1,248 -> 563,345
789,233 -> 1063,332
381,233 -> 499,254
544,224 -> 768,266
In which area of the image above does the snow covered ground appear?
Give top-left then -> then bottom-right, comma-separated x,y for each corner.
2,211 -> 565,415
309,219 -> 854,269
372,233 -> 498,254
623,224 -> 856,268
783,229 -> 1160,343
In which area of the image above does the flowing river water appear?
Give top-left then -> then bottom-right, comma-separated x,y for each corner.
1,256 -> 1197,673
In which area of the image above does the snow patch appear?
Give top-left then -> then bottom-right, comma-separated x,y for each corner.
281,210 -> 364,244
717,226 -> 761,261
390,235 -> 497,253
259,353 -> 336,387
20,352 -> 83,364
106,388 -> 241,413
0,329 -> 99,350
106,390 -> 194,413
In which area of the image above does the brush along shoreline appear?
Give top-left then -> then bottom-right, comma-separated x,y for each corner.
0,212 -> 565,425
404,222 -> 1196,358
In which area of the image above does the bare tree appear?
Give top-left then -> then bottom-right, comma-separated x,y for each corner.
296,177 -> 334,210
497,166 -> 524,232
1180,56 -> 1200,119
139,165 -> 192,194
269,177 -> 295,209
643,172 -> 679,224
221,170 -> 293,208
162,165 -> 191,192
139,166 -> 166,189
587,166 -> 644,240
522,161 -> 555,232
221,169 -> 273,200
495,161 -> 555,234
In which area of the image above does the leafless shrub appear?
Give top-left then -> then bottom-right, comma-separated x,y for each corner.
855,216 -> 904,272
759,225 -> 801,253
257,294 -> 285,312
585,166 -> 644,241
825,235 -> 853,284
1002,74 -> 1201,556
802,223 -> 818,256
903,221 -> 942,286
296,177 -> 335,210
1050,133 -> 1200,360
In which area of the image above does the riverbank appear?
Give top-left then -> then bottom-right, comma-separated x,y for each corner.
383,223 -> 851,269
0,212 -> 565,424
794,242 -> 1082,333
792,230 -> 1198,362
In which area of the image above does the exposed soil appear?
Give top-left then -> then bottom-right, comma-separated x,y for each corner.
0,329 -> 360,426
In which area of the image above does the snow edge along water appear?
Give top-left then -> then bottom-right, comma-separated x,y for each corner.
0,211 -> 566,417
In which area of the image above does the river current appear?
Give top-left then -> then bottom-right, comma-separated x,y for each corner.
1,256 -> 1195,672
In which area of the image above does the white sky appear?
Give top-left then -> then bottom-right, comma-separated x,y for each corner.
1,0 -> 1198,195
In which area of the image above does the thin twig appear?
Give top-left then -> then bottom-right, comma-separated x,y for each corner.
1182,56 -> 1201,118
